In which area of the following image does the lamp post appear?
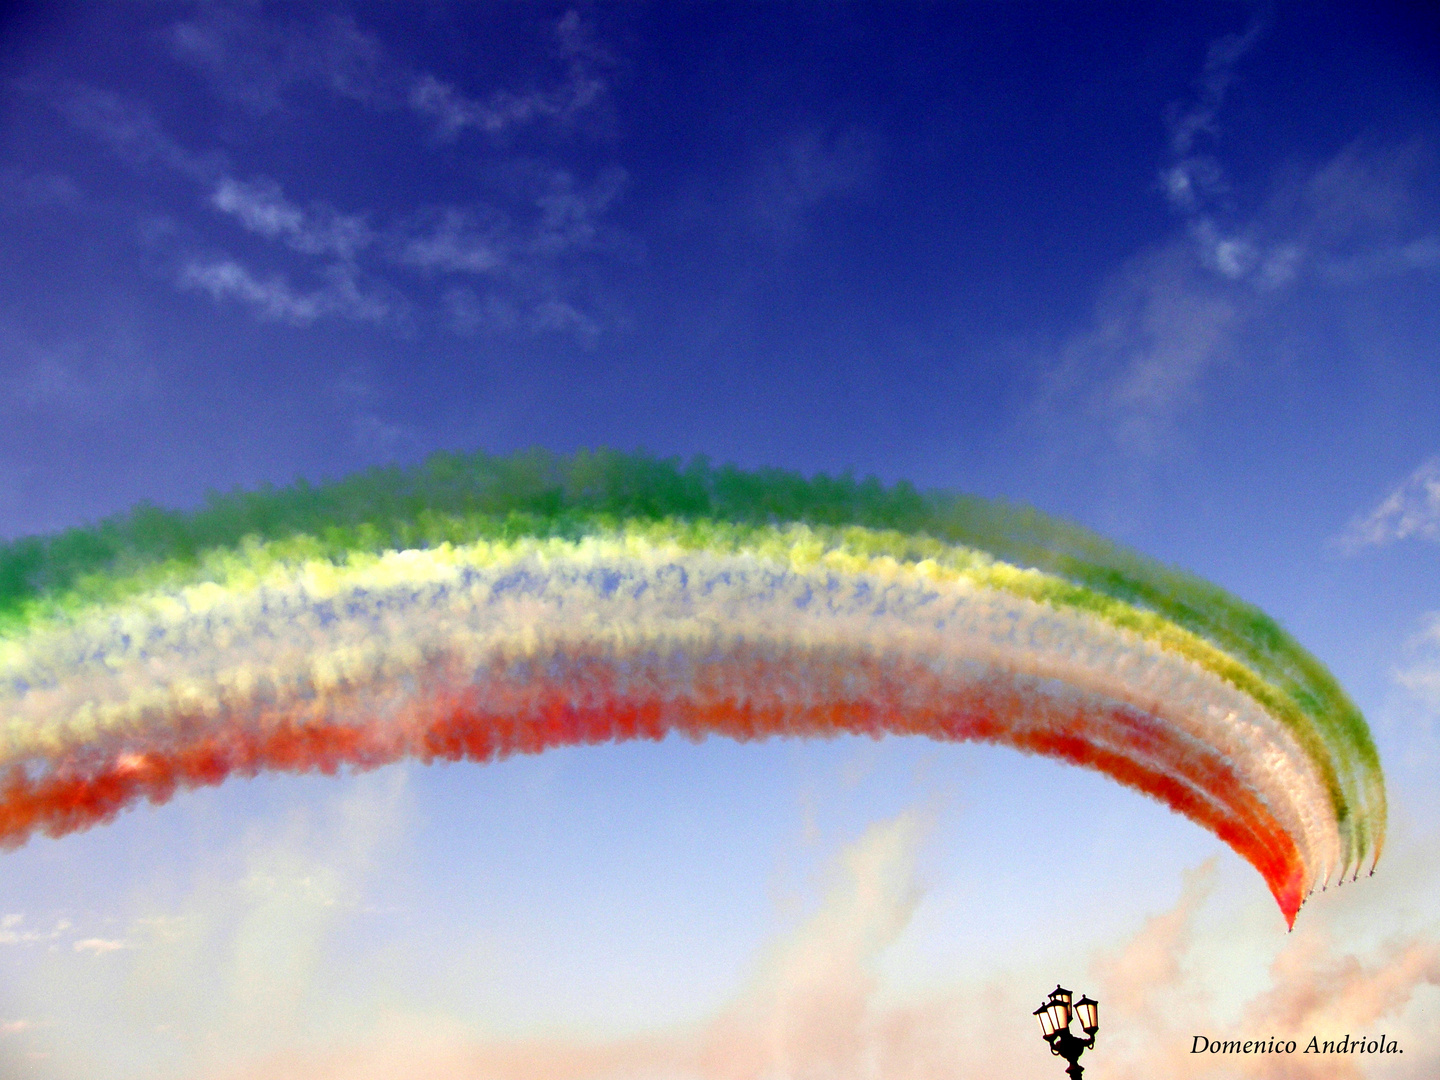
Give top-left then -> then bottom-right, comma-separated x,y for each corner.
1034,985 -> 1099,1078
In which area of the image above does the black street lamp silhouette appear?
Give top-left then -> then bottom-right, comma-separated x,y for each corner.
1034,985 -> 1099,1078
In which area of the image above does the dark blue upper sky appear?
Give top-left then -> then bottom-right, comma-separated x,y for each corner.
1,1 -> 1437,634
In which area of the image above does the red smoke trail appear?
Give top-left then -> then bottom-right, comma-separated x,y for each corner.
1,648 -> 1304,923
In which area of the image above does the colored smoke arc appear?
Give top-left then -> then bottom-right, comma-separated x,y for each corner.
0,450 -> 1384,927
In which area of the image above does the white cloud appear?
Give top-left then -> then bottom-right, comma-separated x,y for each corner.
196,810 -> 931,1080
0,772 -> 413,1073
530,297 -> 600,340
178,260 -> 321,323
332,371 -> 422,459
0,915 -> 73,948
443,286 -> 517,335
211,178 -> 374,261
408,76 -> 567,140
1395,613 -> 1440,716
747,126 -> 875,244
1028,23 -> 1268,461
1038,25 -> 1438,464
167,7 -> 389,114
395,167 -> 622,272
60,12 -> 625,341
17,355 -> 93,410
408,10 -> 608,140
440,285 -> 601,340
1188,218 -> 1259,280
0,917 -> 38,947
392,165 -> 625,339
1337,456 -> 1440,550
1173,136 -> 1439,295
396,208 -> 511,275
0,326 -> 159,419
167,4 -> 607,141
55,85 -> 220,181
213,177 -> 305,240
192,166 -> 620,336
0,168 -> 81,213
1169,20 -> 1265,157
1155,15 -> 1438,299
1039,242 -> 1244,459
72,938 -> 129,955
1322,235 -> 1440,282
533,166 -> 626,253
1160,16 -> 1265,214
179,259 -> 392,325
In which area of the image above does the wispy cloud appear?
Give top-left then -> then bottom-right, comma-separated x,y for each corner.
0,326 -> 159,420
54,84 -> 221,182
1305,140 -> 1440,284
72,938 -> 129,955
530,297 -> 601,341
1031,22 -> 1271,461
393,166 -> 625,338
1395,613 -> 1440,716
211,177 -> 374,261
332,371 -> 422,460
192,162 -> 622,333
533,165 -> 627,253
1163,34 -> 1439,296
60,10 -> 627,340
17,356 -> 99,414
407,74 -> 590,140
16,773 -> 412,1067
1038,21 -> 1438,464
1336,456 -> 1440,550
167,7 -> 390,114
168,4 -> 608,141
1160,16 -> 1267,215
1042,243 -> 1245,460
178,260 -> 392,325
395,208 -> 510,275
408,11 -> 609,140
1323,234 -> 1440,282
0,914 -> 73,947
0,167 -> 81,214
398,166 -> 624,270
442,283 -> 603,340
747,126 -> 875,244
442,286 -> 517,335
178,260 -> 323,324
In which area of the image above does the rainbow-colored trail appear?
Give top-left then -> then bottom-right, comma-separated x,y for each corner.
0,450 -> 1384,927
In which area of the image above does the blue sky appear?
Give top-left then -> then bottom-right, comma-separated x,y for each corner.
1,3 -> 1438,1078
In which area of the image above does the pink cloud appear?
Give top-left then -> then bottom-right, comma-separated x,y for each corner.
201,819 -> 1439,1080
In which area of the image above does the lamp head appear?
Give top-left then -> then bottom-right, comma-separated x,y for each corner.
1074,994 -> 1099,1036
1043,987 -> 1072,1037
1033,1001 -> 1062,1040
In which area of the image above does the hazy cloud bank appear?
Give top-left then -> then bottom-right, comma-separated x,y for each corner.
182,813 -> 1439,1080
